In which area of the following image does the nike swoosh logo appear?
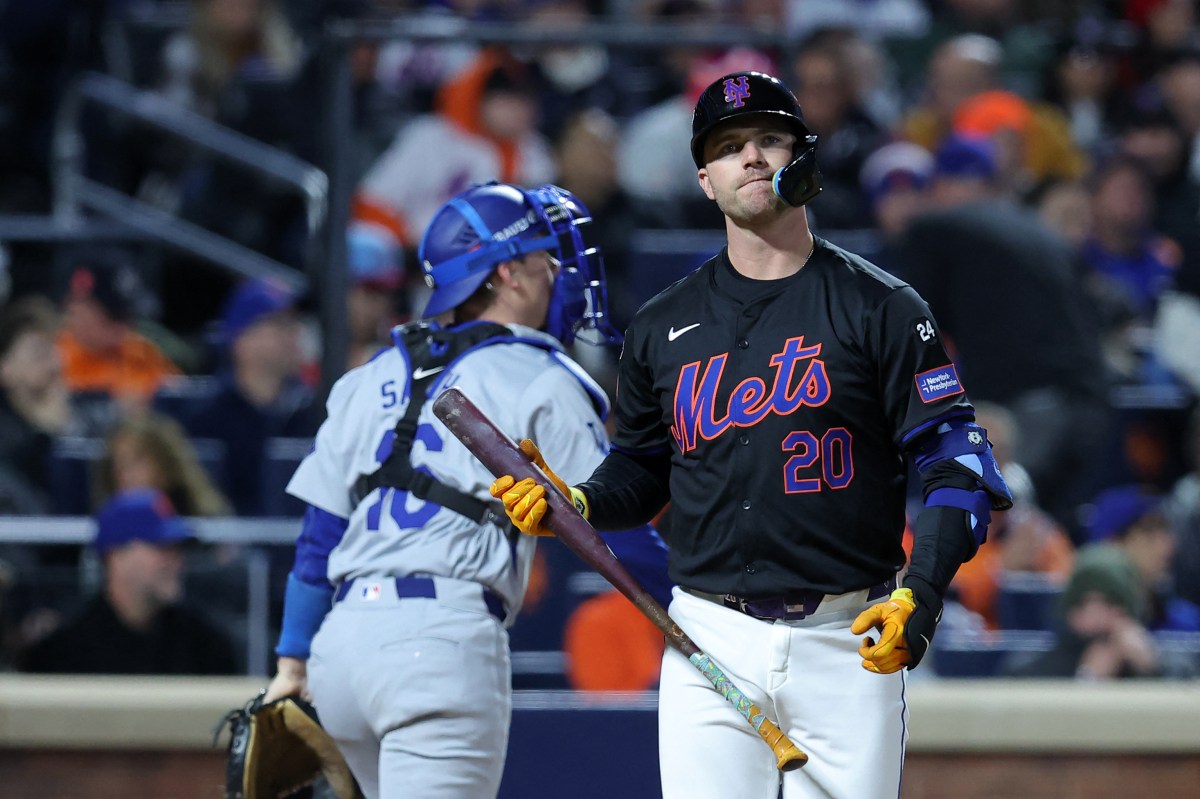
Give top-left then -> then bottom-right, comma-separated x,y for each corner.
412,366 -> 445,380
667,323 -> 700,341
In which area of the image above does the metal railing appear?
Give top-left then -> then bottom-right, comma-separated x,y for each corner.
50,71 -> 324,294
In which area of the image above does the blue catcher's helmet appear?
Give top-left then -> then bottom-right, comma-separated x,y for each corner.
418,181 -> 621,345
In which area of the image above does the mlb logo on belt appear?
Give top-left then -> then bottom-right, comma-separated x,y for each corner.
361,582 -> 382,601
914,364 -> 965,404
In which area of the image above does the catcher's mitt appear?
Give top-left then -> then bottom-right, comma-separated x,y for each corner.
216,691 -> 363,799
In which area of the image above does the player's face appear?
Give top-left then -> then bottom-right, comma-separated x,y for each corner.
698,118 -> 796,225
511,249 -> 560,327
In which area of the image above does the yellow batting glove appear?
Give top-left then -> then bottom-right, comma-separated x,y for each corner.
519,439 -> 569,497
488,440 -> 590,536
850,588 -> 916,674
490,476 -> 553,536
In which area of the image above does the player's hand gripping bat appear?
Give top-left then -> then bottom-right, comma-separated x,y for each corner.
431,386 -> 808,772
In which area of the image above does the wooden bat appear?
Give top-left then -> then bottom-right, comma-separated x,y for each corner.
431,386 -> 808,772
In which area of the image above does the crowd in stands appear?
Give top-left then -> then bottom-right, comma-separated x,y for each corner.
0,0 -> 1198,685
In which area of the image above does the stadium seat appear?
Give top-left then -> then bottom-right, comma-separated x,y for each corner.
151,376 -> 222,425
258,437 -> 312,517
996,570 -> 1064,631
932,629 -> 1054,678
48,437 -> 107,515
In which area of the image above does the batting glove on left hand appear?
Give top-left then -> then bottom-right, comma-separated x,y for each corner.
850,579 -> 942,674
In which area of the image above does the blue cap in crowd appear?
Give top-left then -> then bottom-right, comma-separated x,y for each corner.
221,277 -> 296,345
933,134 -> 997,180
94,488 -> 195,554
1082,484 -> 1163,543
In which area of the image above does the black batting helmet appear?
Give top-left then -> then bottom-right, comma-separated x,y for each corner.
690,71 -> 822,206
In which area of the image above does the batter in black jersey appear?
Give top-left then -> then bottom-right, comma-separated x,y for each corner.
615,238 -> 973,598
493,71 -> 1012,799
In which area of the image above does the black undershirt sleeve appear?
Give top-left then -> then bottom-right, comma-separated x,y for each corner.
905,464 -> 980,598
577,448 -> 672,531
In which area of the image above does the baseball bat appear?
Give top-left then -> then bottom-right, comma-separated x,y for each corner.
431,386 -> 808,772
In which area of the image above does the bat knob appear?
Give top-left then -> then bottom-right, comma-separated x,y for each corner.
777,745 -> 808,772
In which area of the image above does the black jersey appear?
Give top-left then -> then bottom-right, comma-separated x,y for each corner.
610,238 -> 972,596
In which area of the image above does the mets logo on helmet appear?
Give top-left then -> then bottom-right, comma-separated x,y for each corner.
723,76 -> 751,107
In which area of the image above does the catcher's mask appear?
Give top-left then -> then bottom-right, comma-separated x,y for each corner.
419,181 -> 622,346
690,70 -> 822,207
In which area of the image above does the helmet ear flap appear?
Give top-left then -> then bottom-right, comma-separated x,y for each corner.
772,136 -> 823,207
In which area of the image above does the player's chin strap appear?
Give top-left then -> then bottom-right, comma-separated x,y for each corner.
772,135 -> 823,207
350,321 -> 514,528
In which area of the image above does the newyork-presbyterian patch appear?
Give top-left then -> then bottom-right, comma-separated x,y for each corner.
914,364 -> 964,403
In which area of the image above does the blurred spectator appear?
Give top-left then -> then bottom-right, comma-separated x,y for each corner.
858,140 -> 934,274
56,253 -> 181,431
951,402 -> 1075,629
1036,179 -> 1091,248
21,488 -> 238,675
1081,155 -> 1179,323
552,107 -> 640,333
354,48 -> 555,247
897,134 -> 1112,540
790,35 -> 886,229
158,0 -> 302,119
898,33 -> 1005,150
563,590 -> 665,691
93,412 -> 232,517
1154,50 -> 1200,183
618,47 -> 774,229
1118,104 -> 1200,259
1004,544 -> 1196,679
1041,34 -> 1124,152
183,277 -> 317,515
1164,407 -> 1200,606
888,0 -> 1054,97
1122,0 -> 1200,89
0,296 -> 72,514
952,89 -> 1087,199
345,221 -> 406,370
1081,484 -> 1200,632
523,0 -> 640,137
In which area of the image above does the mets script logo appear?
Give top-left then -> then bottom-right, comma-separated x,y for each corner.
671,336 -> 830,452
723,77 -> 751,108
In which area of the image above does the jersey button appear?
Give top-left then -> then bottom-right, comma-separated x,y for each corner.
739,434 -> 749,446
737,339 -> 749,349
741,499 -> 751,510
745,563 -> 757,574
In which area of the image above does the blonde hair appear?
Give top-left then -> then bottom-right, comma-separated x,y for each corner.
94,412 -> 231,516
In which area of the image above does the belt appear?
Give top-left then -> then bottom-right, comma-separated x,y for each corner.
682,576 -> 897,622
334,576 -> 507,623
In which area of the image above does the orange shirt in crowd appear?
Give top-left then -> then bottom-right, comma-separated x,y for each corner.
57,329 -> 180,403
951,508 -> 1075,628
564,590 -> 665,692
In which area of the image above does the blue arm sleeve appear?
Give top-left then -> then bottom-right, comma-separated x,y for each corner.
599,524 -> 674,610
276,505 -> 348,659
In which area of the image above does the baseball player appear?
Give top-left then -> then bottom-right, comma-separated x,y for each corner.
493,72 -> 1013,798
262,182 -> 670,799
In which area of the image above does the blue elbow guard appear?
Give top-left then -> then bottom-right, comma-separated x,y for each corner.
276,573 -> 335,659
911,420 -> 1013,511
927,486 -> 992,547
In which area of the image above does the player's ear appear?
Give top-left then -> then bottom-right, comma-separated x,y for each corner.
698,168 -> 715,200
495,261 -> 517,288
